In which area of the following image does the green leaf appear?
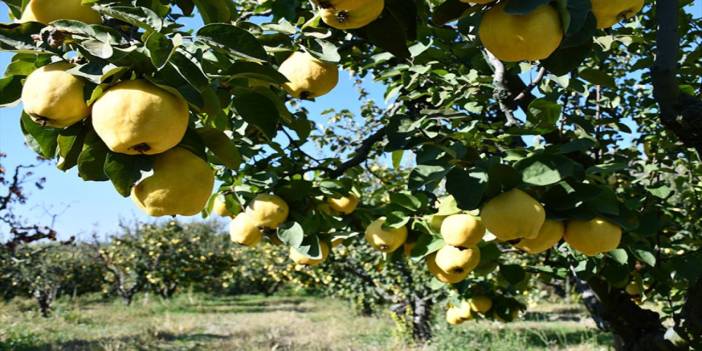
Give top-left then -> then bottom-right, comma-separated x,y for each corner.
608,249 -> 629,265
222,61 -> 289,84
445,168 -> 487,210
601,260 -> 629,287
196,128 -> 242,169
144,32 -> 175,69
542,40 -> 593,76
193,0 -> 235,24
197,24 -> 268,62
389,192 -> 422,212
383,210 -> 411,229
553,138 -> 596,154
634,249 -> 657,267
516,153 -> 583,186
319,179 -> 353,196
526,98 -> 562,133
232,90 -> 280,139
579,68 -> 616,88
0,75 -> 23,105
56,124 -> 88,171
0,22 -> 46,53
104,153 -> 152,197
94,5 -> 162,32
432,0 -> 473,25
77,129 -> 109,181
296,235 -> 324,259
499,264 -> 527,285
80,39 -> 113,59
20,113 -> 59,159
410,234 -> 444,260
304,39 -> 341,63
278,222 -> 305,248
361,6 -> 410,58
408,165 -> 449,191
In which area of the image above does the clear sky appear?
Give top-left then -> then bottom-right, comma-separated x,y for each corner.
0,5 -> 386,240
1,3 -> 700,241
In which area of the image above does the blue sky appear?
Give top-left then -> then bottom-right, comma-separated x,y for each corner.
1,2 -> 700,240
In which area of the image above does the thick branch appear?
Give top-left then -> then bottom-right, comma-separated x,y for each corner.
326,126 -> 387,179
485,51 -> 520,126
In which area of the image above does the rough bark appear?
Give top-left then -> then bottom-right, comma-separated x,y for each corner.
677,277 -> 702,348
652,0 -> 702,154
586,279 -> 682,351
410,296 -> 433,342
33,286 -> 58,318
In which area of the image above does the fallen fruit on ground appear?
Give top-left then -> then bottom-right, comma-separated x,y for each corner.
290,241 -> 330,266
591,0 -> 644,29
479,2 -> 563,62
564,217 -> 622,256
92,80 -> 189,155
364,217 -> 408,253
229,214 -> 262,247
21,62 -> 89,128
440,213 -> 486,248
515,220 -> 564,254
317,0 -> 385,30
245,194 -> 290,229
278,52 -> 339,99
131,148 -> 215,217
20,0 -> 101,24
327,194 -> 359,215
480,188 -> 545,241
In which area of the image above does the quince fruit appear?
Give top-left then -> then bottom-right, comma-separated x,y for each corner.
21,62 -> 89,128
131,148 -> 214,217
92,80 -> 189,155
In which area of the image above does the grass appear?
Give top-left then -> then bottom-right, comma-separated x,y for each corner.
0,293 -> 613,351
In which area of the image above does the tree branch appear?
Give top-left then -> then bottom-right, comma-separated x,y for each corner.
485,51 -> 520,127
326,126 -> 387,179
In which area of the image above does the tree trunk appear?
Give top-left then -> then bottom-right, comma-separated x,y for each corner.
410,296 -> 433,342
586,279 -> 683,351
678,277 -> 702,348
572,274 -> 609,330
33,286 -> 57,318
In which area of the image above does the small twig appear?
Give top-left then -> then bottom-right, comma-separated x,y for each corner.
282,128 -> 321,163
514,67 -> 546,102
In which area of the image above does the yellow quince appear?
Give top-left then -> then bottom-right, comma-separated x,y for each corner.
20,0 -> 101,24
479,2 -> 563,62
278,52 -> 339,99
131,148 -> 215,217
21,62 -> 89,128
92,80 -> 189,155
